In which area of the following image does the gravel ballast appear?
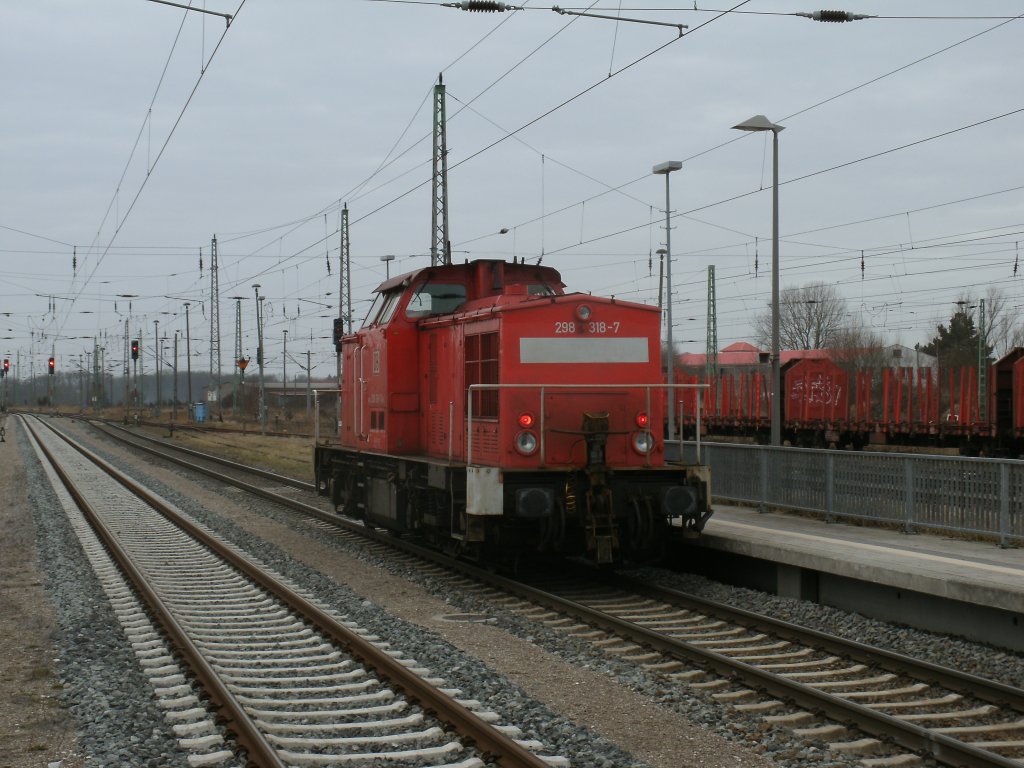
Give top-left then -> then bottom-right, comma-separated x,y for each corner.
14,416 -> 1024,767
14,418 -> 190,767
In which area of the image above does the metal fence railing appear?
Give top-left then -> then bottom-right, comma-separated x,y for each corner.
680,442 -> 1024,547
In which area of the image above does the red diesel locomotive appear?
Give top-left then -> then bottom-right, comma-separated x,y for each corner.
314,259 -> 712,564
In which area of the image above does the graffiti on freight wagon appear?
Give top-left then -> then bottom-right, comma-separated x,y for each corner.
791,376 -> 843,406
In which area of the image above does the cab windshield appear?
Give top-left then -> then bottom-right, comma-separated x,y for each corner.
361,289 -> 402,328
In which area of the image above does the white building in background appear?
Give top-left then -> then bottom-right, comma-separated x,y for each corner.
885,344 -> 937,371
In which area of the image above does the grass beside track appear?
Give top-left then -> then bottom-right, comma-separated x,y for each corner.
138,424 -> 315,483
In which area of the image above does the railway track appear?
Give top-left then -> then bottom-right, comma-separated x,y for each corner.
75,416 -> 1024,767
511,574 -> 1024,768
22,415 -> 563,768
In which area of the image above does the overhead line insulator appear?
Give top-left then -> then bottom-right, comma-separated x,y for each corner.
796,10 -> 874,22
447,1 -> 517,11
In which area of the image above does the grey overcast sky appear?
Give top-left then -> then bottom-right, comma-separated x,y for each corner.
2,1 -> 1023,382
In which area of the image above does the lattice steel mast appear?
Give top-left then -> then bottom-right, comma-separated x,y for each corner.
233,297 -> 242,417
704,268 -> 720,417
340,204 -> 352,333
209,234 -> 222,410
706,265 -> 719,415
431,74 -> 451,266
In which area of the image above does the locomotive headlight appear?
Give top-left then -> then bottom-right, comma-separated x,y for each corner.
515,430 -> 539,455
575,304 -> 592,322
631,430 -> 654,455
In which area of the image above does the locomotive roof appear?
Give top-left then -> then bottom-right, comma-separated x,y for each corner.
373,259 -> 565,294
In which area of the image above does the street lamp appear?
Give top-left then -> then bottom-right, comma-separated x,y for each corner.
253,284 -> 266,434
652,160 -> 682,446
380,254 -> 395,279
732,115 -> 784,446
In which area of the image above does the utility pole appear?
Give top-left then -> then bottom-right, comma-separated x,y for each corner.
138,324 -> 144,409
123,320 -> 130,418
173,331 -> 179,422
978,298 -> 987,424
283,329 -> 288,398
48,343 -> 54,408
306,350 -> 311,418
184,302 -> 193,417
93,339 -> 100,412
154,320 -> 161,416
430,74 -> 451,266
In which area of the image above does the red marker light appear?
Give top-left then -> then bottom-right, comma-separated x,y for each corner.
518,412 -> 534,429
635,412 -> 649,428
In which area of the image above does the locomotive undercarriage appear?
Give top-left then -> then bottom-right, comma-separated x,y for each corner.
314,444 -> 711,565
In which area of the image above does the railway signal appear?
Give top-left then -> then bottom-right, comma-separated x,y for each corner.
48,356 -> 55,374
332,317 -> 345,350
1,358 -> 8,377
131,339 -> 140,360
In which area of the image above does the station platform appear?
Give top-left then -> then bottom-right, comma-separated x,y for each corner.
689,504 -> 1024,651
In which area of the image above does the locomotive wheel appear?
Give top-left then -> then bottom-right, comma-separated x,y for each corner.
537,499 -> 567,553
626,496 -> 664,563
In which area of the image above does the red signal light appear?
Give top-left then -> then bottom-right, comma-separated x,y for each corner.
517,412 -> 534,429
635,412 -> 649,428
131,339 -> 140,360
2,358 -> 8,371
48,356 -> 55,374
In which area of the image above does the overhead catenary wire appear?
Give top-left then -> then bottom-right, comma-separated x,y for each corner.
59,0 -> 248,342
10,2 -> 1024,366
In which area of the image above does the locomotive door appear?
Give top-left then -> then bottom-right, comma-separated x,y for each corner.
424,329 -> 463,459
340,341 -> 361,443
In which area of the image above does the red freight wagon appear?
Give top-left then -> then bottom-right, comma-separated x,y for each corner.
316,260 -> 712,564
783,357 -> 849,425
1015,356 -> 1024,437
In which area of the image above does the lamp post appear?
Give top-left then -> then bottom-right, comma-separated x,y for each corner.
381,254 -> 395,279
652,160 -> 682,446
253,284 -> 266,435
732,115 -> 784,446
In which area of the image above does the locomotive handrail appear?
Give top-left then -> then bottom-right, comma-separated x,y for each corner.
312,389 -> 344,444
466,382 -> 708,467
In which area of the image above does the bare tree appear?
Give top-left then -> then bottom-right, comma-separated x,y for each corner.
753,281 -> 849,350
951,287 -> 1013,358
1011,323 -> 1024,351
828,324 -> 888,369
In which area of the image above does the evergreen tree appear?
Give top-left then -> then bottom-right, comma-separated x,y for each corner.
920,311 -> 992,368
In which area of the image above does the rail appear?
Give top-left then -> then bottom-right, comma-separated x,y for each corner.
467,382 -> 707,467
680,441 -> 1024,546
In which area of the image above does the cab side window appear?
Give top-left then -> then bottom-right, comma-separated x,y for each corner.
405,282 -> 466,318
